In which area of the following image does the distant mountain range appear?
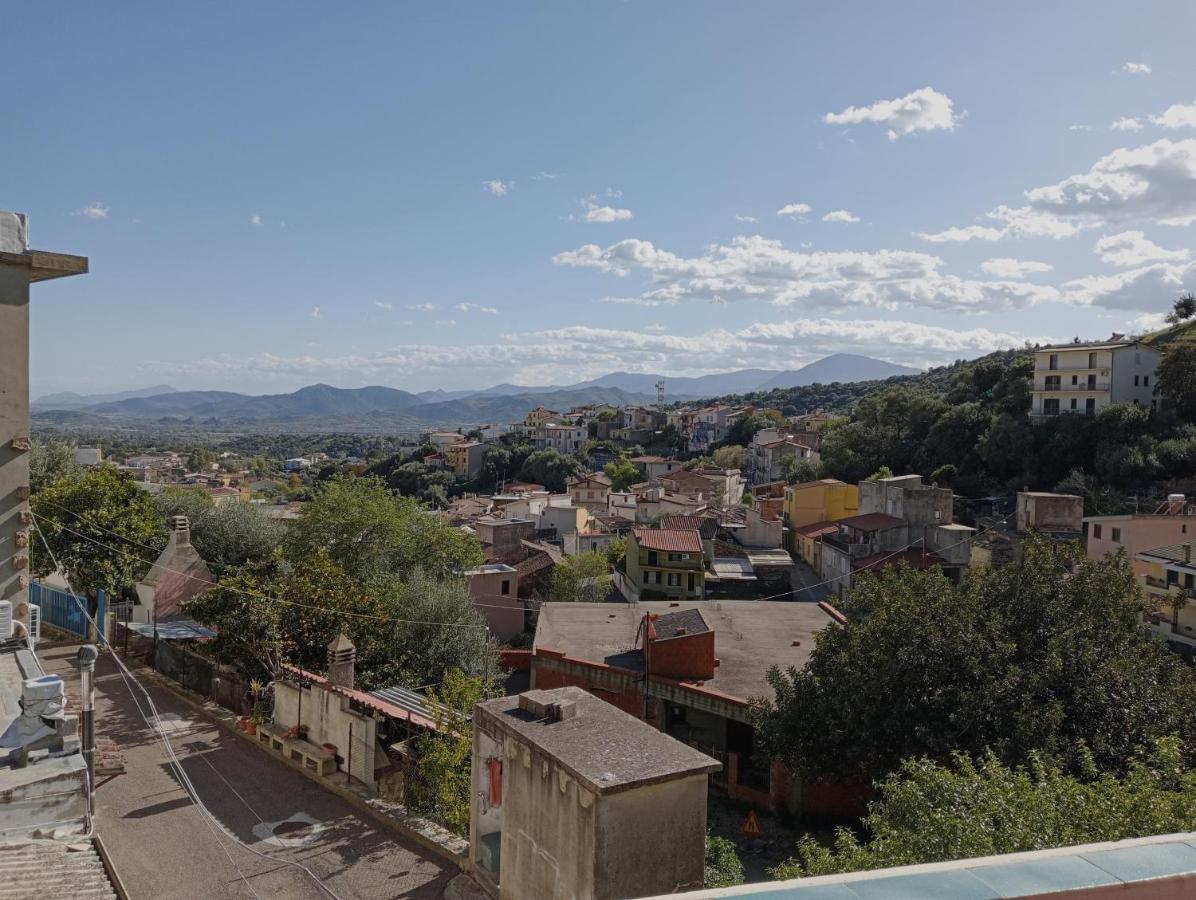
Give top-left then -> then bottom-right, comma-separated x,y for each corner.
33,384 -> 178,409
31,354 -> 923,430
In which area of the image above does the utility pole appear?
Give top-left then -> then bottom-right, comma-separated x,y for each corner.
77,644 -> 99,816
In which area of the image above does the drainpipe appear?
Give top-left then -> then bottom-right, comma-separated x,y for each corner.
77,644 -> 98,816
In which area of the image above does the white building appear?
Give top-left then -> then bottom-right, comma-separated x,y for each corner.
1030,339 -> 1161,419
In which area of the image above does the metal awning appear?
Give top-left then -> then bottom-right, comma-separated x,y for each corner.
119,619 -> 217,641
368,684 -> 460,724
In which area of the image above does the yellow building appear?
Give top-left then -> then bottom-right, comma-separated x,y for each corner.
782,479 -> 860,564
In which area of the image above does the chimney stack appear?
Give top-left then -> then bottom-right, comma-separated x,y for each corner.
170,515 -> 191,548
1185,544 -> 1192,565
327,633 -> 356,688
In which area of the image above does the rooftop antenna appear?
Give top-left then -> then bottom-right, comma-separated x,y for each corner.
655,379 -> 665,405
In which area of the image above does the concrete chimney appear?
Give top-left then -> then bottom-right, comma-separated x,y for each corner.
327,633 -> 356,688
170,515 -> 192,548
1185,544 -> 1192,565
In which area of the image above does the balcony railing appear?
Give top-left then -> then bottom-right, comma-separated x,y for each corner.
1036,383 -> 1111,392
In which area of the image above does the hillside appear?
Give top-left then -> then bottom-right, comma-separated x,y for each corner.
33,384 -> 178,409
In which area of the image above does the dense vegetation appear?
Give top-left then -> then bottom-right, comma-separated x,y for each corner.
755,538 -> 1196,784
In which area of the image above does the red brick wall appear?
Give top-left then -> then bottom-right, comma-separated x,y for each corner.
648,631 -> 715,680
532,658 -> 644,718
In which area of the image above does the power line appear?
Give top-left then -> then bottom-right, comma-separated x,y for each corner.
31,521 -> 343,900
35,497 -> 542,617
31,510 -> 494,628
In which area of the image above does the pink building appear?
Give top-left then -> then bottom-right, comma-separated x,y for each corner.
1085,498 -> 1196,578
464,564 -> 525,641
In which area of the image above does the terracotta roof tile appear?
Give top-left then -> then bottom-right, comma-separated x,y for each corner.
633,528 -> 704,553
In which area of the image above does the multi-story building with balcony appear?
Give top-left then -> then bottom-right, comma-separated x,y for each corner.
1030,339 -> 1160,419
625,528 -> 706,598
1137,542 -> 1196,659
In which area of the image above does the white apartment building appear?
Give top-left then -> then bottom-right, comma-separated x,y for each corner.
1030,340 -> 1160,419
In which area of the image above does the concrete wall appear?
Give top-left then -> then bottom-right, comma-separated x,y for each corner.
473,593 -> 525,642
273,681 -> 378,788
0,756 -> 89,839
593,774 -> 708,899
477,723 -> 599,900
1111,344 -> 1160,408
0,264 -> 31,629
1018,493 -> 1084,533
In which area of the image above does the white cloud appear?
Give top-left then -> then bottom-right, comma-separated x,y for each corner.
822,209 -> 860,224
249,214 -> 264,226
1122,62 -> 1152,75
407,303 -> 438,312
1094,230 -> 1190,266
139,317 -> 1050,391
73,203 -> 110,220
920,138 -> 1196,241
824,87 -> 960,140
435,319 -> 457,328
374,301 -> 394,310
1069,124 -> 1093,132
1152,102 -> 1196,129
1061,260 -> 1196,309
979,258 -> 1054,278
777,202 -> 812,218
555,234 -> 1059,312
1112,117 -> 1144,132
1128,311 -> 1168,331
583,203 -> 633,223
309,306 -> 322,319
532,171 -> 559,181
735,214 -> 759,223
484,179 -> 511,197
643,324 -> 668,333
455,302 -> 498,314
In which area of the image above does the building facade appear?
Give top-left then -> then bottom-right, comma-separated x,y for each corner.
1030,340 -> 1160,419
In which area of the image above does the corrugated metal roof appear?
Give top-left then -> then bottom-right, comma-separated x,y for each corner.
368,685 -> 460,724
0,840 -> 116,899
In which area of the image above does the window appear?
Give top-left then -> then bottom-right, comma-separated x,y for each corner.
1070,399 -> 1078,410
688,572 -> 695,592
501,579 -> 510,595
1168,570 -> 1179,586
1086,398 -> 1096,415
1045,375 -> 1061,391
1043,398 -> 1060,415
1144,376 -> 1150,387
647,549 -> 658,566
1087,374 -> 1097,389
1134,375 -> 1140,386
667,552 -> 689,562
1111,527 -> 1121,543
1093,524 -> 1102,539
1049,353 -> 1059,370
667,572 -> 681,587
1071,375 -> 1078,385
1089,352 -> 1097,368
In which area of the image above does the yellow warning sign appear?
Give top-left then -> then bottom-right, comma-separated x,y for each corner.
740,810 -> 763,837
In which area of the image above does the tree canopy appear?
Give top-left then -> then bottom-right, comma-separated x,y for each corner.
774,736 -> 1196,878
549,551 -> 612,603
153,487 -> 284,575
603,456 -> 640,491
31,466 -> 159,598
283,475 -> 481,581
754,537 -> 1196,783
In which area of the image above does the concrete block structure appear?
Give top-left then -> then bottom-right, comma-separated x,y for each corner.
1030,339 -> 1160,419
469,686 -> 719,900
0,211 -> 87,636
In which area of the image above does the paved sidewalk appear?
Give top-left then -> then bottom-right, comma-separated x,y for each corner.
41,644 -> 456,899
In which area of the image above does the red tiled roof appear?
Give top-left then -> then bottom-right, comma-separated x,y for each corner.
853,548 -> 948,571
633,528 -> 704,553
514,550 -> 556,577
836,512 -> 905,531
795,520 -> 839,538
629,455 -> 668,463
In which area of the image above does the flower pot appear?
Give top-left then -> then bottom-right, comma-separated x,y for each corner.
246,721 -> 257,736
322,743 -> 337,755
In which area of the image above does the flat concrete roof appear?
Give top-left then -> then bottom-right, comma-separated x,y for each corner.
535,600 -> 836,701
476,687 -> 720,795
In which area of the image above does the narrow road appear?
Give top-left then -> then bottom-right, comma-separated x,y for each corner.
41,644 -> 455,900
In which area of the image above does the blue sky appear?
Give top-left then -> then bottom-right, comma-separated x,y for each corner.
9,1 -> 1196,395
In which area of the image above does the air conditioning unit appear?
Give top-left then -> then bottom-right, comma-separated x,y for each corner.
27,605 -> 40,647
0,601 -> 11,641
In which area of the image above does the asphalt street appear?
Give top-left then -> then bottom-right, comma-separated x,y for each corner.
41,643 -> 455,900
